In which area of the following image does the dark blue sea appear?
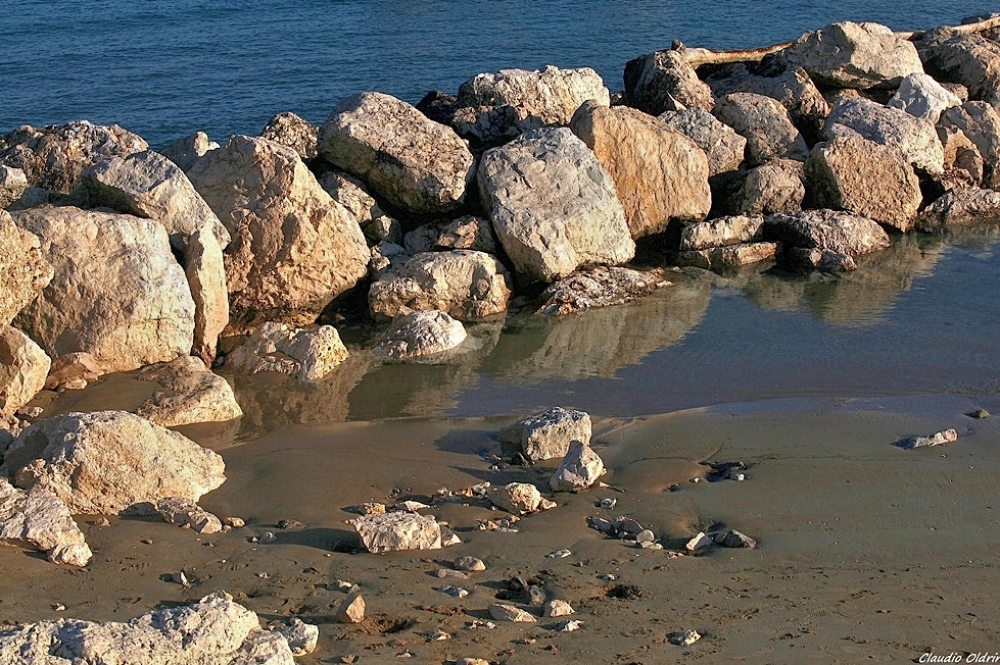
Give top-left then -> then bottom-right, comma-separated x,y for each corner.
1,0 -> 992,148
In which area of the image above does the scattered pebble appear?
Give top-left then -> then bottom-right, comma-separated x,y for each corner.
224,516 -> 245,528
467,619 -> 496,630
544,599 -> 575,617
436,568 -> 469,579
454,556 -> 487,572
669,629 -> 702,646
422,628 -> 451,642
598,497 -> 617,509
277,519 -> 305,530
538,497 -> 558,510
255,572 -> 269,579
636,529 -> 656,544
394,500 -> 430,512
899,428 -> 959,449
489,603 -> 536,622
435,585 -> 469,598
170,571 -> 191,587
967,408 -> 991,419
685,532 -> 713,553
546,548 -> 572,559
555,619 -> 583,632
51,604 -> 66,612
456,658 -> 490,665
332,579 -> 356,592
140,539 -> 153,545
93,517 -> 110,527
598,573 -> 616,582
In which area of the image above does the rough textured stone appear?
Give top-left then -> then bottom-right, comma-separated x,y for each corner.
0,166 -> 28,209
822,98 -> 944,177
184,226 -> 229,364
44,353 -> 101,391
732,159 -> 805,215
489,604 -> 536,623
785,247 -> 858,273
273,619 -> 319,657
226,322 -> 349,381
336,595 -> 366,624
368,250 -> 511,322
922,34 -> 1000,105
938,126 -> 985,190
544,600 -> 575,618
454,65 -> 610,141
571,101 -> 711,237
675,242 -> 779,273
259,111 -> 318,161
135,356 -> 243,427
0,592 -> 299,665
680,214 -> 765,250
478,128 -> 635,282
783,21 -> 924,89
887,73 -> 962,123
435,216 -> 498,254
0,120 -> 148,194
765,209 -> 891,256
188,135 -> 369,331
316,169 -> 398,244
498,407 -> 592,461
0,326 -> 50,416
939,102 -> 1000,189
806,136 -> 922,231
0,210 -> 52,329
12,206 -> 195,373
917,188 -> 1000,230
2,410 -> 226,516
374,310 -> 468,360
318,92 -> 475,214
623,49 -> 715,115
714,93 -> 809,166
659,107 -> 747,177
487,482 -> 542,514
156,496 -> 223,534
158,131 -> 220,171
81,150 -> 231,250
353,511 -> 442,553
537,267 -> 669,315
0,478 -> 92,566
550,440 -> 605,492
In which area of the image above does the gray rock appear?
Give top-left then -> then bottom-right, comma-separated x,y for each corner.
714,93 -> 809,166
477,128 -> 635,283
0,166 -> 28,209
0,591 -> 300,665
916,188 -> 1000,230
318,92 -> 475,214
939,102 -> 1000,189
571,101 -> 711,237
765,209 -> 891,256
158,131 -> 219,171
676,242 -> 779,273
156,496 -> 223,534
0,326 -> 50,416
352,511 -> 443,553
550,440 -> 606,492
498,406 -> 592,461
0,210 -> 52,328
0,120 -> 148,194
783,21 -> 923,89
2,410 -> 226,516
806,136 -> 922,232
259,111 -> 318,161
732,159 -> 805,215
659,107 -> 747,177
536,266 -> 670,316
715,529 -> 757,549
822,98 -> 944,177
226,322 -> 349,381
785,247 -> 858,273
937,126 -> 985,191
624,49 -> 715,115
12,206 -> 195,373
922,34 -> 1000,105
374,310 -> 468,361
887,73 -> 962,123
0,478 -> 92,566
369,250 -> 511,322
135,356 -> 243,427
487,482 -> 542,514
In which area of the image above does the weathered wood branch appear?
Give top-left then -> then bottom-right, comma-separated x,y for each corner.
680,15 -> 1000,68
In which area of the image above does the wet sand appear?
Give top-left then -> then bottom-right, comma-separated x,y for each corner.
3,393 -> 998,664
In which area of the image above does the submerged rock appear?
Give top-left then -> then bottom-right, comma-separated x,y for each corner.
0,478 -> 92,566
135,356 -> 243,427
373,310 -> 468,361
498,407 -> 592,462
226,322 -> 349,381
675,242 -> 779,273
917,188 -> 1000,230
536,266 -> 670,315
352,511 -> 443,553
550,440 -> 606,492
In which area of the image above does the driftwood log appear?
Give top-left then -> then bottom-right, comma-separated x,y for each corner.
681,14 -> 1000,68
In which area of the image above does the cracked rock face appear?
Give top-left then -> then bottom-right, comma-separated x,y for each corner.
352,511 -> 443,553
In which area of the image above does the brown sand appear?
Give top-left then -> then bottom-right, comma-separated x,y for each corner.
2,394 -> 999,664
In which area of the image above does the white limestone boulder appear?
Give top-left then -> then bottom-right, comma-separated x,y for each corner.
374,310 -> 468,361
0,478 -> 92,566
498,407 -> 592,462
135,356 -> 243,427
0,326 -> 50,416
550,440 -> 606,492
226,322 -> 349,381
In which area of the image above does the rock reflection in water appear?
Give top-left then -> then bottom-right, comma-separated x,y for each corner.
482,275 -> 711,382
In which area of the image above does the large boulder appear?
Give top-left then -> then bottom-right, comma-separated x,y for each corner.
765,209 -> 891,257
822,98 -> 944,177
454,65 -> 611,142
713,93 -> 809,166
922,35 -> 1000,105
80,150 -> 230,250
0,479 -> 91,566
477,128 -> 635,282
158,131 -> 219,172
782,21 -> 924,89
498,406 -> 591,462
1,411 -> 226,516
731,159 -> 805,215
916,188 -> 1000,230
12,206 -> 195,373
806,136 -> 922,232
570,101 -> 711,237
135,356 -> 243,427
0,592 -> 306,665
623,49 -> 715,115
0,326 -> 50,416
318,92 -> 475,214
184,226 -> 229,364
0,120 -> 148,194
373,310 -> 468,361
887,73 -> 962,124
226,322 -> 349,381
939,102 -> 1000,189
0,210 -> 52,328
680,214 -> 765,250
259,111 -> 318,161
187,135 -> 369,331
659,107 -> 747,177
368,250 -> 511,321
938,126 -> 985,191
353,511 -> 442,553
